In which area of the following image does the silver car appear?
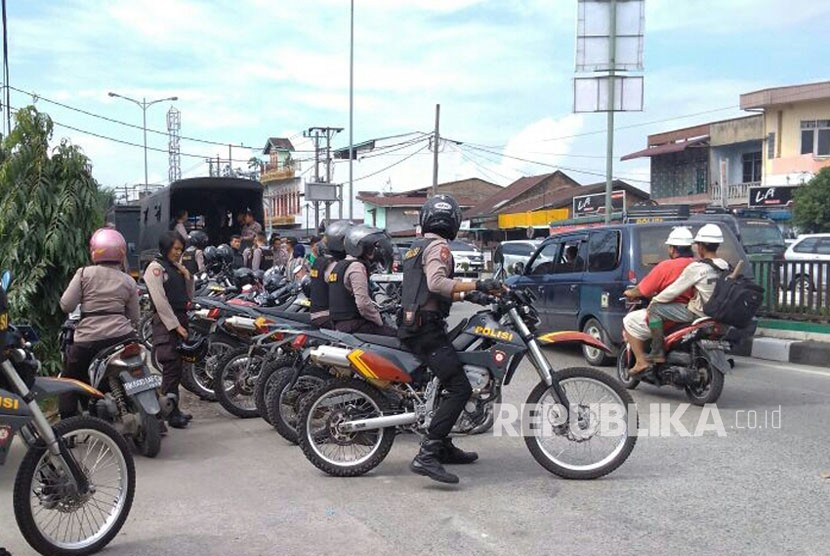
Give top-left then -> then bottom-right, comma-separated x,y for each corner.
782,233 -> 830,290
494,240 -> 542,277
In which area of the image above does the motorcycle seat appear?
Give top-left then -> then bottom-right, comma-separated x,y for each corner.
256,308 -> 311,324
354,333 -> 406,350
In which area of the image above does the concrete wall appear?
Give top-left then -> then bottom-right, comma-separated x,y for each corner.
710,115 -> 763,146
763,98 -> 830,185
710,141 -> 763,186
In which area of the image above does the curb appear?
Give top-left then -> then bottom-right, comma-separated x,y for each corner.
732,336 -> 830,366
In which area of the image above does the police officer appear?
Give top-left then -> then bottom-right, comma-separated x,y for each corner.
181,230 -> 209,276
143,231 -> 194,429
329,225 -> 396,335
399,194 -> 502,484
243,231 -> 275,272
309,221 -> 351,328
229,235 -> 245,269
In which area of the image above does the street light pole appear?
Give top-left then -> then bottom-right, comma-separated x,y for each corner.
109,92 -> 179,186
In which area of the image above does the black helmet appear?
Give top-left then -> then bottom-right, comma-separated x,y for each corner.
324,220 -> 351,256
203,245 -> 218,264
420,194 -> 462,240
216,244 -> 234,264
177,332 -> 208,364
233,267 -> 257,288
345,225 -> 394,270
187,230 -> 209,249
300,275 -> 311,298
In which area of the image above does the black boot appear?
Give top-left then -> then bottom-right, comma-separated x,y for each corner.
438,438 -> 478,465
167,399 -> 190,429
647,326 -> 667,364
410,439 -> 460,484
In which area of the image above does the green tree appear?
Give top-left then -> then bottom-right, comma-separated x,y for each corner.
0,107 -> 107,372
793,167 -> 830,233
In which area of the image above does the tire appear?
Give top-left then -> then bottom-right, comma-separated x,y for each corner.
138,314 -> 153,349
132,408 -> 162,458
267,365 -> 332,444
790,275 -> 815,293
524,367 -> 637,480
615,344 -> 640,390
13,416 -> 135,556
684,367 -> 725,406
296,379 -> 396,477
213,347 -> 264,418
181,340 -> 234,402
582,318 -> 613,367
254,355 -> 296,425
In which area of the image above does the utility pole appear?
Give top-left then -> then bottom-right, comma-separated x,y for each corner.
604,0 -> 617,224
305,126 -> 343,229
432,104 -> 440,196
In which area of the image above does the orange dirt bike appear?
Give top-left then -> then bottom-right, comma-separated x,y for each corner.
294,288 -> 638,480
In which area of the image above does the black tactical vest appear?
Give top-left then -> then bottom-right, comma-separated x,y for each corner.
155,256 -> 190,314
310,255 -> 333,314
400,237 -> 454,323
232,248 -> 244,269
328,259 -> 362,322
181,247 -> 199,275
258,247 -> 275,270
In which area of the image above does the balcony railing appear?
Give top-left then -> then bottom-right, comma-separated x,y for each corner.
261,161 -> 297,183
709,181 -> 759,207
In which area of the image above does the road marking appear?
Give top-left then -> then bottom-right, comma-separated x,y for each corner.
735,357 -> 830,378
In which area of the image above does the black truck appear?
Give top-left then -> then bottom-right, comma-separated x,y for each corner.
137,177 -> 264,271
105,204 -> 142,277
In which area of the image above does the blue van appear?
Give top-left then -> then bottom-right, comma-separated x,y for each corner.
506,221 -> 750,365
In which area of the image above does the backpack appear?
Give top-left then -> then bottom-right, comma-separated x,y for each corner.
700,259 -> 764,329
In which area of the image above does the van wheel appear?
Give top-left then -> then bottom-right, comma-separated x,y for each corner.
582,318 -> 612,367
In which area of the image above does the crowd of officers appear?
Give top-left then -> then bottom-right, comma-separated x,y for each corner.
57,195 -> 501,484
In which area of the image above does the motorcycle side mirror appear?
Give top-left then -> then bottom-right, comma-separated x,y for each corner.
1,269 -> 11,291
512,262 -> 525,275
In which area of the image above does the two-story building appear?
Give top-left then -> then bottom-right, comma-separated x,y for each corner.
260,137 -> 302,230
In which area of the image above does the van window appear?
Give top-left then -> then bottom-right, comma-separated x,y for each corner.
528,242 -> 559,275
503,243 -> 535,256
587,230 -> 620,272
636,225 -> 744,269
738,220 -> 785,250
554,240 -> 587,273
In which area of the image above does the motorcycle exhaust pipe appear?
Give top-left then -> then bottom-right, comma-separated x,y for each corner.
339,412 -> 417,433
309,346 -> 352,368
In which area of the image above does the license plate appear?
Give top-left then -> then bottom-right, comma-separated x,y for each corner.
124,374 -> 162,396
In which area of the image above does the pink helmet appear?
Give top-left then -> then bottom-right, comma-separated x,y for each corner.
89,228 -> 127,264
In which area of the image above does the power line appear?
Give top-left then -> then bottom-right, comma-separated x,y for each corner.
449,142 -> 514,183
350,144 -> 430,183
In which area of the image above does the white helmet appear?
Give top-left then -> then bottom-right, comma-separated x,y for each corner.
694,223 -> 724,244
665,226 -> 694,247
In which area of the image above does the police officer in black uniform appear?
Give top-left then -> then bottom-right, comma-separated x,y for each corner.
181,230 -> 209,275
309,221 -> 351,328
399,194 -> 502,484
329,225 -> 396,335
143,231 -> 194,429
229,235 -> 245,269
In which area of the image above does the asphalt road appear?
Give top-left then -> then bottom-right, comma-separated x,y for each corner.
2,304 -> 830,555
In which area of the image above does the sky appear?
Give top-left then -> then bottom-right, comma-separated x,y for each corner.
7,0 -> 830,220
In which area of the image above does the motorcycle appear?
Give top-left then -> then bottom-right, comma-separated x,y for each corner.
0,272 -> 135,556
616,298 -> 755,405
60,310 -> 164,457
293,288 -> 638,480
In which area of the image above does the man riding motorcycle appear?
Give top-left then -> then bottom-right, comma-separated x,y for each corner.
309,220 -> 351,328
329,225 -> 396,336
638,223 -> 729,373
399,194 -> 503,484
59,228 -> 141,418
622,226 -> 695,374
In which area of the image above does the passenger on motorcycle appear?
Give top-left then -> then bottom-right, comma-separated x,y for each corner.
59,228 -> 141,418
181,230 -> 209,275
143,231 -> 194,428
309,221 -> 351,328
640,223 -> 729,372
622,226 -> 695,374
329,225 -> 396,336
399,194 -> 503,484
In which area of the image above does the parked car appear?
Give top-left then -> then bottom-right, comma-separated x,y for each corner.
506,221 -> 751,366
494,240 -> 542,277
782,233 -> 830,290
449,240 -> 484,276
689,212 -> 786,258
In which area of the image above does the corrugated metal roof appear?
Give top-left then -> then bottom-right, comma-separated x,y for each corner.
620,137 -> 708,161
